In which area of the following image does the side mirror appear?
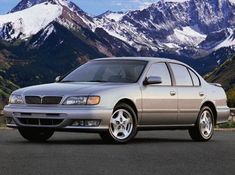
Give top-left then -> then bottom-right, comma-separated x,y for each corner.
143,76 -> 162,85
55,76 -> 62,82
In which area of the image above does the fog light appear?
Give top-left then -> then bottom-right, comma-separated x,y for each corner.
6,117 -> 15,124
72,120 -> 85,126
85,120 -> 100,127
72,120 -> 100,127
72,121 -> 79,126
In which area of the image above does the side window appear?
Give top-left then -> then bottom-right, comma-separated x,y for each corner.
146,63 -> 171,86
170,63 -> 193,86
188,69 -> 200,86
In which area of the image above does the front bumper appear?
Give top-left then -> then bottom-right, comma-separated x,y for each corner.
3,105 -> 112,132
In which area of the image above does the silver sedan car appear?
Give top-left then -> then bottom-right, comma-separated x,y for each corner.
3,57 -> 230,143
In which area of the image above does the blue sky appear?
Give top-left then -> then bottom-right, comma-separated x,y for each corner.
0,0 -> 158,15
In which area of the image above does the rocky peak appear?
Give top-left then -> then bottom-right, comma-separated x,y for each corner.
10,0 -> 70,13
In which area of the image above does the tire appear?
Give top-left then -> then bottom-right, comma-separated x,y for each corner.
100,103 -> 138,143
189,106 -> 214,141
18,128 -> 54,142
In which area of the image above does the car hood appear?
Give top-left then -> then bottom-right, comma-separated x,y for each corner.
14,82 -> 129,96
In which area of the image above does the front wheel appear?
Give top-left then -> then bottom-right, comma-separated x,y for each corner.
189,106 -> 214,141
100,103 -> 137,143
18,128 -> 54,142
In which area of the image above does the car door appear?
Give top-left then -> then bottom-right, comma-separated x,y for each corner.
140,62 -> 178,125
169,63 -> 203,125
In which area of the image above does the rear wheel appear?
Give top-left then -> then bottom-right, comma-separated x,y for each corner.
100,103 -> 137,143
18,128 -> 54,142
189,106 -> 214,141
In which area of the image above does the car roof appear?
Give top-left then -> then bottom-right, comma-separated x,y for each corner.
93,57 -> 186,65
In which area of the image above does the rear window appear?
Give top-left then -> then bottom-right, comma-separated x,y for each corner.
170,63 -> 193,86
188,69 -> 200,86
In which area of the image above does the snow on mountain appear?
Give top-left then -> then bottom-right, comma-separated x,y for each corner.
0,3 -> 62,40
229,0 -> 235,4
10,0 -> 47,12
167,25 -> 206,46
105,13 -> 126,22
10,0 -> 70,12
31,23 -> 57,47
214,28 -> 235,50
10,0 -> 93,23
97,11 -> 127,22
163,0 -> 189,2
0,0 -> 94,40
94,0 -> 235,58
1,0 -> 235,60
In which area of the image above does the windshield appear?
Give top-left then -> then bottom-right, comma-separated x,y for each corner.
61,60 -> 147,83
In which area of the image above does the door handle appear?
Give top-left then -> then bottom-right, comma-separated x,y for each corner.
170,91 -> 176,96
199,92 -> 204,97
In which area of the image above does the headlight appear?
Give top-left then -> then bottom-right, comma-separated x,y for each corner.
63,96 -> 100,105
9,94 -> 24,104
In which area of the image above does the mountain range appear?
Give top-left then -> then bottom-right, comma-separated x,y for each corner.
206,54 -> 235,106
0,0 -> 235,95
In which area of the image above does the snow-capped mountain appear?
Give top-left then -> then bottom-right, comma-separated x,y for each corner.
0,0 -> 139,87
10,0 -> 49,12
0,0 -> 93,40
2,0 -> 235,57
1,0 -> 235,85
0,3 -> 62,40
94,0 -> 235,58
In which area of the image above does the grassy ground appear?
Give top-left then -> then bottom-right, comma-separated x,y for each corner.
0,111 -> 5,127
218,120 -> 235,128
0,117 -> 5,127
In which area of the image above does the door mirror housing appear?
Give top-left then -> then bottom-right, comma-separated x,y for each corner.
143,76 -> 162,85
55,76 -> 62,82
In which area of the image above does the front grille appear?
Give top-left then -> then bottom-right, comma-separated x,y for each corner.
42,96 -> 62,104
16,113 -> 60,117
18,118 -> 63,126
25,96 -> 62,104
25,96 -> 41,104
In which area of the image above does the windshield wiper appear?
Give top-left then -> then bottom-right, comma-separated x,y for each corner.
61,80 -> 108,83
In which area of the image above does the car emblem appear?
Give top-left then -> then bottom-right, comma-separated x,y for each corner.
40,96 -> 44,104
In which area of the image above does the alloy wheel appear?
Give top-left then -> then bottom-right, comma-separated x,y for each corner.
109,109 -> 133,140
199,110 -> 213,139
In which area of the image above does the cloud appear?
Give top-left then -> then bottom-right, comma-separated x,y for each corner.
114,2 -> 123,6
130,0 -> 157,9
139,2 -> 154,9
111,0 -> 157,11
